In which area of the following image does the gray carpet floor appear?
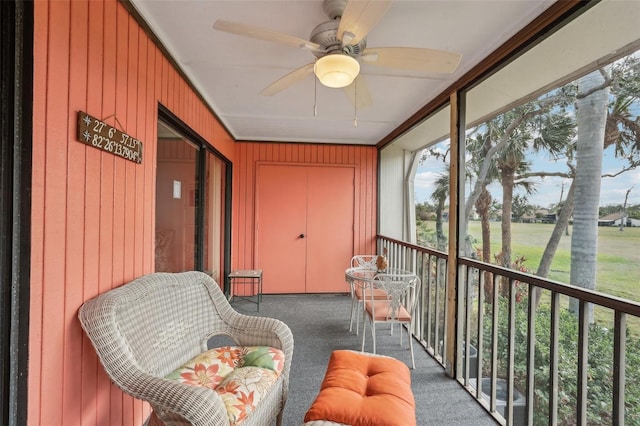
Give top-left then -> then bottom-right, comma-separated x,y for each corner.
231,293 -> 498,426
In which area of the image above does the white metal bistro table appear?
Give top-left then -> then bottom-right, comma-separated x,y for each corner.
345,266 -> 416,332
345,267 -> 415,286
228,269 -> 263,311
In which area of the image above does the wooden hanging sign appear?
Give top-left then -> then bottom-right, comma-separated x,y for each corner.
77,111 -> 143,164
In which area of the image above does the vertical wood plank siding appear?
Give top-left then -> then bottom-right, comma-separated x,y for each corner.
30,1 -> 234,424
232,142 -> 378,270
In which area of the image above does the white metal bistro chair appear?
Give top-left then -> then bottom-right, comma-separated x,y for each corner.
347,255 -> 387,334
361,271 -> 420,369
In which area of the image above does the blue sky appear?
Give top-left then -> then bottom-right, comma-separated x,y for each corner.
415,143 -> 640,209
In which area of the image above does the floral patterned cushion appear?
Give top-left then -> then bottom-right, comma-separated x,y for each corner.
217,366 -> 279,424
165,346 -> 285,425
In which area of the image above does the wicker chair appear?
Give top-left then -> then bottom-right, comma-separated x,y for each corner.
78,271 -> 294,426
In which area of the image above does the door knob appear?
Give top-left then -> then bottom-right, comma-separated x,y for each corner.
299,234 -> 305,238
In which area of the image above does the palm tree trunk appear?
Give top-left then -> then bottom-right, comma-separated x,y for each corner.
476,187 -> 493,299
435,198 -> 445,250
477,187 -> 492,263
569,71 -> 609,322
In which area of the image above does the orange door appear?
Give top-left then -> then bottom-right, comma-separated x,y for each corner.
256,165 -> 308,293
306,166 -> 354,292
256,164 -> 354,293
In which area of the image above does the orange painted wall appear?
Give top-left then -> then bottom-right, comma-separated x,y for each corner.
30,1 -> 378,424
232,142 -> 378,271
30,1 -> 234,424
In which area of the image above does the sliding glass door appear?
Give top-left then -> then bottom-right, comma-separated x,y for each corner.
155,120 -> 198,272
155,109 -> 231,284
203,150 -> 227,283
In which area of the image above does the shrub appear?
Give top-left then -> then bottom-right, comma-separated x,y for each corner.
479,295 -> 640,425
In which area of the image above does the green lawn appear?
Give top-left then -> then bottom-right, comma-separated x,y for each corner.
420,220 -> 640,299
464,221 -> 640,301
418,220 -> 640,330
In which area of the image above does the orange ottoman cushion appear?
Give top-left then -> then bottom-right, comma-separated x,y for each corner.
304,350 -> 416,426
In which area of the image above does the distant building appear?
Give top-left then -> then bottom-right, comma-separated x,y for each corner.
598,213 -> 640,227
521,209 -> 550,223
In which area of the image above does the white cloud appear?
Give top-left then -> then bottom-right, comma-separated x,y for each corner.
600,168 -> 640,206
414,170 -> 441,203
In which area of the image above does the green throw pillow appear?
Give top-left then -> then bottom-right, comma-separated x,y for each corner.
242,346 -> 278,370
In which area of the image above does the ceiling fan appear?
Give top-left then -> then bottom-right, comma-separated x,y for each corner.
213,0 -> 462,105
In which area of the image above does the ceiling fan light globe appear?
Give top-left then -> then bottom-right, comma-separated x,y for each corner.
314,55 -> 360,88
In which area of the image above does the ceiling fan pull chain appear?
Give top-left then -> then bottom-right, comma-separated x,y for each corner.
353,79 -> 358,127
314,72 -> 318,117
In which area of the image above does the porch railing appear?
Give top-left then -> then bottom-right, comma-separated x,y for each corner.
377,236 -> 449,366
377,235 -> 640,426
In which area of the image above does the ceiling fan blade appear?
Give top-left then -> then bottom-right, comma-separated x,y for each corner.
362,47 -> 462,74
260,63 -> 315,96
360,69 -> 448,80
343,75 -> 373,108
337,0 -> 393,45
213,20 -> 321,51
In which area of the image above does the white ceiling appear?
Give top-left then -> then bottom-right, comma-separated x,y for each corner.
392,1 -> 640,152
130,0 -> 555,146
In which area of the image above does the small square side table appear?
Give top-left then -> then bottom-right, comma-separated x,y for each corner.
228,269 -> 263,311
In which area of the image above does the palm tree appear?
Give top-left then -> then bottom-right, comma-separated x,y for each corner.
567,57 -> 640,318
494,105 -> 573,271
430,171 -> 449,251
569,70 -> 610,321
465,101 -> 573,279
535,56 -> 639,310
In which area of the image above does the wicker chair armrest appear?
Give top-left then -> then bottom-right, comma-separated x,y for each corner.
225,314 -> 293,350
125,372 -> 230,426
223,312 -> 294,401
